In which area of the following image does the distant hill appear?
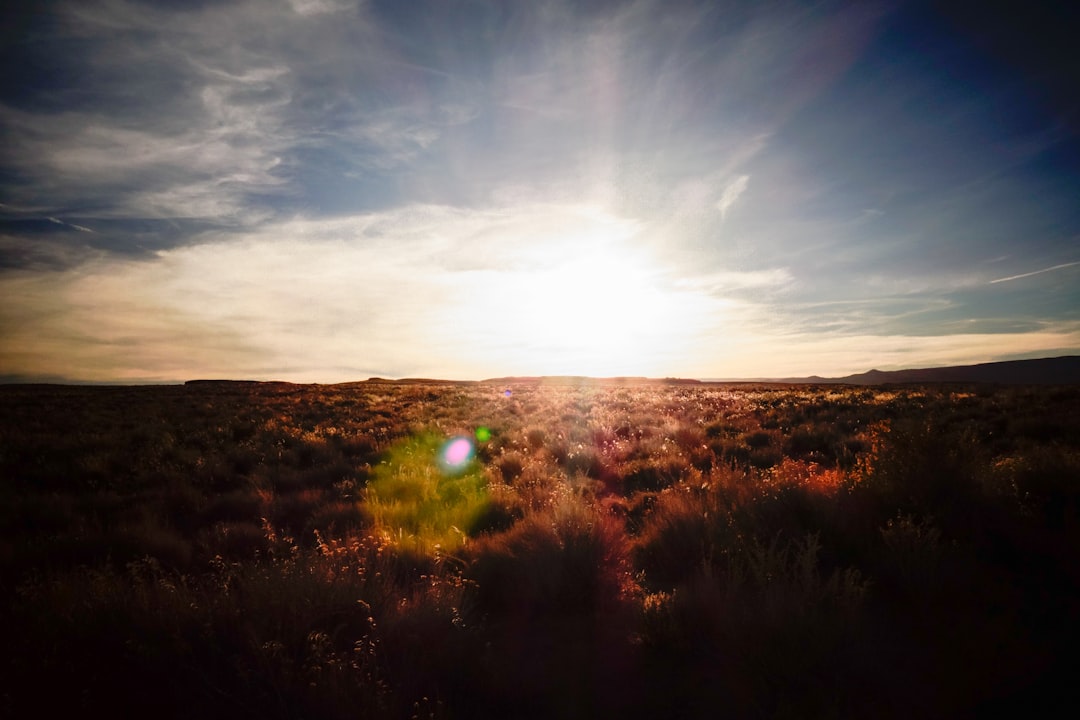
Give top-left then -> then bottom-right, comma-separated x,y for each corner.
765,355 -> 1080,385
183,379 -> 295,387
479,376 -> 702,386
483,357 -> 1080,387
177,356 -> 1080,387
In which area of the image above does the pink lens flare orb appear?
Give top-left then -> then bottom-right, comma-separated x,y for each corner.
503,389 -> 512,397
438,436 -> 475,473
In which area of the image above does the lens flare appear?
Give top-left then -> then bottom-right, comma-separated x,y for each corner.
438,436 -> 475,473
367,432 -> 490,554
475,426 -> 491,442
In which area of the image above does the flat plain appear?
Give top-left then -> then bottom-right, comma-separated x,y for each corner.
2,379 -> 1078,718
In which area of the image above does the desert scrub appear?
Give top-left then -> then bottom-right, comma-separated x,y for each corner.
998,445 -> 1080,529
636,532 -> 870,719
5,535 -> 458,720
876,513 -> 949,604
464,496 -> 631,619
853,418 -> 989,535
633,482 -> 739,589
5,381 -> 1080,719
640,532 -> 867,643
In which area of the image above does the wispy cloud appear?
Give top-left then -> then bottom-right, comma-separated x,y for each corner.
47,217 -> 96,233
692,324 -> 1080,380
717,175 -> 750,220
676,266 -> 790,293
0,0 -> 419,222
990,260 -> 1080,284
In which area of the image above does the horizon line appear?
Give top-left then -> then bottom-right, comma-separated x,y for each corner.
3,354 -> 1078,387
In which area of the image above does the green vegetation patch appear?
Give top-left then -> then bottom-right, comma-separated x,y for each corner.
366,432 -> 491,554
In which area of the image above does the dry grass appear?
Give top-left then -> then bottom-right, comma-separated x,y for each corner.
2,380 -> 1079,717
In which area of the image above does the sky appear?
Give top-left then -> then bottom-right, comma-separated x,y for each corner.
1,0 -> 1078,383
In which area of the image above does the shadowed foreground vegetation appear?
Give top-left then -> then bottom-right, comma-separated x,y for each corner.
2,380 -> 1078,718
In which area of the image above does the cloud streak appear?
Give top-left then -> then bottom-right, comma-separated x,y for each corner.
990,260 -> 1080,284
718,175 -> 750,220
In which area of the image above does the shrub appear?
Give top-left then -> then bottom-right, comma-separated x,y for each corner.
745,430 -> 773,449
196,520 -> 268,559
562,445 -> 606,479
784,425 -> 839,461
634,485 -> 737,590
637,532 -> 870,718
853,419 -> 987,535
465,497 -> 628,619
622,457 -> 691,493
495,451 -> 525,482
877,513 -> 947,603
308,500 -> 372,535
1004,446 -> 1080,530
201,488 -> 261,524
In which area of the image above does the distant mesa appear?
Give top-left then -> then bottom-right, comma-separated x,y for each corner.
367,377 -> 471,385
183,379 -> 296,387
484,358 -> 1080,386
185,379 -> 274,385
480,376 -> 702,386
177,356 -> 1080,388
768,356 -> 1080,385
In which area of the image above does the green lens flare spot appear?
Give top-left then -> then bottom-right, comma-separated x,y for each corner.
365,432 -> 490,554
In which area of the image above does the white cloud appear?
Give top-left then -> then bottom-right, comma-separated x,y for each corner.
718,175 -> 750,220
0,202 -> 716,381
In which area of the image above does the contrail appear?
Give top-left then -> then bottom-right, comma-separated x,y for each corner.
990,260 -> 1080,284
46,216 -> 96,233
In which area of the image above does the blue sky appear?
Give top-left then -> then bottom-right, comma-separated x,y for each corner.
1,0 -> 1078,382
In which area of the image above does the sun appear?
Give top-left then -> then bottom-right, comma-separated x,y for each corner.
517,250 -> 670,359
440,213 -> 709,377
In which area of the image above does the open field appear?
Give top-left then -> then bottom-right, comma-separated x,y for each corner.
2,379 -> 1079,718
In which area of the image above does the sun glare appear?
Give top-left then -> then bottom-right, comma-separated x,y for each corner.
519,251 -> 667,353
441,214 -> 709,377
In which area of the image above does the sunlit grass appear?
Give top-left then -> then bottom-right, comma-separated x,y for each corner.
365,432 -> 491,554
